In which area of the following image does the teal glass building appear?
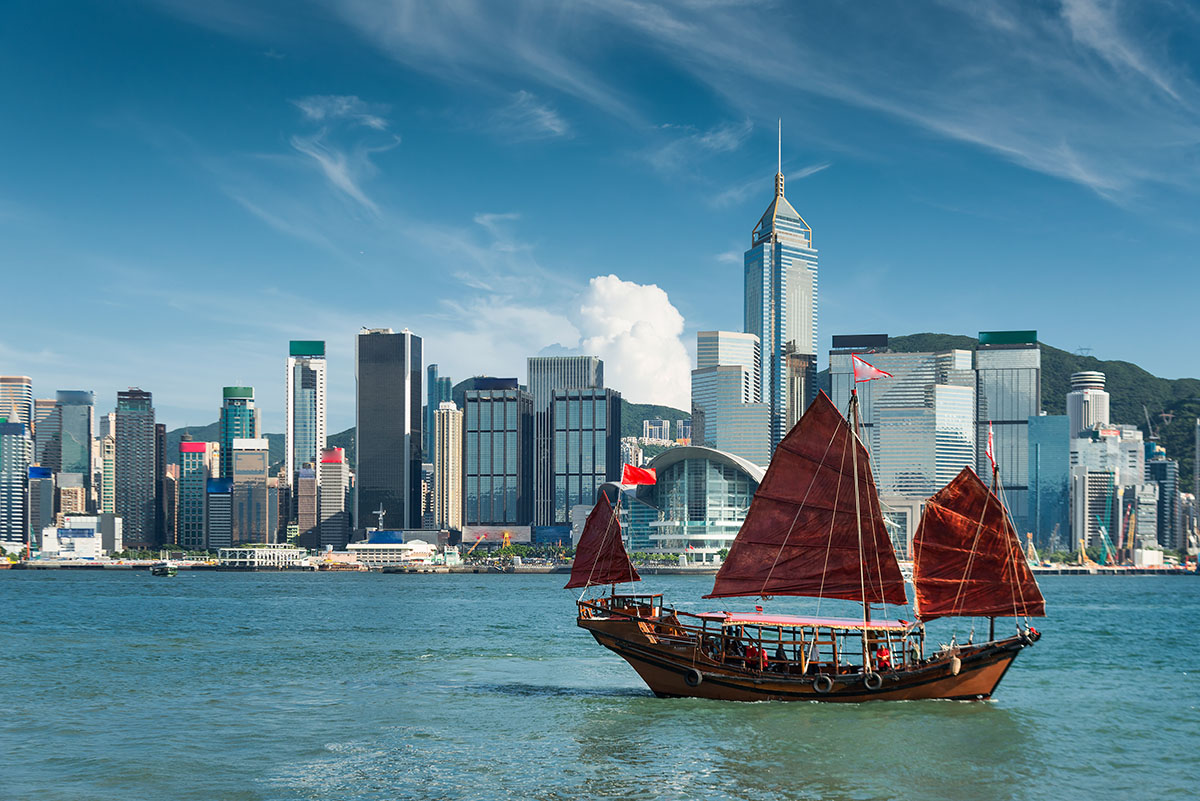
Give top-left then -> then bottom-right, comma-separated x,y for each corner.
219,387 -> 259,480
1028,414 -> 1069,548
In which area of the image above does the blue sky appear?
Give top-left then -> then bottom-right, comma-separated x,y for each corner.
3,1 -> 1198,432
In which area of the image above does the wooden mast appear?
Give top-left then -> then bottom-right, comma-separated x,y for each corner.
849,390 -> 871,667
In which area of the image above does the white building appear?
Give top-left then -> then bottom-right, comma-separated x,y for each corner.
433,401 -> 463,531
642,418 -> 671,441
218,544 -> 308,568
40,526 -> 104,559
1066,371 -> 1110,438
318,447 -> 350,550
347,538 -> 438,568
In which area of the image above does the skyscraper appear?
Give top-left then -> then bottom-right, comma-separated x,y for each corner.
99,434 -> 116,515
550,387 -> 621,523
1066,371 -> 1110,438
0,376 -> 33,427
356,328 -> 423,530
463,386 -> 533,527
0,420 -> 32,550
425,364 -> 453,461
295,466 -> 318,548
286,341 -> 327,485
219,387 -> 260,480
115,388 -> 156,547
155,422 -> 167,544
1028,414 -> 1070,548
178,440 -> 217,550
57,390 -> 94,502
975,331 -> 1041,534
691,330 -> 771,467
232,438 -> 277,545
744,131 -> 819,451
318,447 -> 350,549
205,477 -> 233,549
433,401 -> 463,532
527,355 -> 603,524
33,398 -> 61,471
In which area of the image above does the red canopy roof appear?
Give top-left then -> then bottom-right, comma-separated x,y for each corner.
565,493 -> 641,589
698,611 -> 910,631
912,467 -> 1045,621
706,392 -> 908,605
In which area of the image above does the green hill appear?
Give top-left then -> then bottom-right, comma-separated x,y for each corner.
620,400 -> 690,440
889,333 -> 1199,491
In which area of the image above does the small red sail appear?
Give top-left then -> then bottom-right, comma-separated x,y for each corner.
706,392 -> 908,604
565,493 -> 641,589
912,467 -> 1045,620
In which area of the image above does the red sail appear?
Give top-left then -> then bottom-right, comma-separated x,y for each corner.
565,493 -> 641,589
912,467 -> 1045,620
706,392 -> 908,604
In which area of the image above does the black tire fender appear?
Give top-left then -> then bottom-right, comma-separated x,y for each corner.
684,668 -> 703,687
864,672 -> 883,691
812,674 -> 834,694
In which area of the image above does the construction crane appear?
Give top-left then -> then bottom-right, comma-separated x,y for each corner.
465,534 -> 487,556
1143,405 -> 1159,441
1094,516 -> 1118,566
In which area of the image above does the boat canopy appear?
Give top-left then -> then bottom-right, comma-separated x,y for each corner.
912,466 -> 1045,621
706,392 -> 908,605
698,611 -> 911,631
565,493 -> 641,589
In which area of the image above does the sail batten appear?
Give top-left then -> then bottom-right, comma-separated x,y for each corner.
565,493 -> 640,589
912,467 -> 1045,620
705,392 -> 908,604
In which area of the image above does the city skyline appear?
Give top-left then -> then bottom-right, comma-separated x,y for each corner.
3,3 -> 1199,432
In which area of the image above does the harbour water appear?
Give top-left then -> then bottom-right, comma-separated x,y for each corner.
3,572 -> 1197,800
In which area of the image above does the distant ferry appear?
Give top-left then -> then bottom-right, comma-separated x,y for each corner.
150,562 -> 178,577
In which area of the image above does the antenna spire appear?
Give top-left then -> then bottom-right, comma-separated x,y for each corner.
775,117 -> 785,198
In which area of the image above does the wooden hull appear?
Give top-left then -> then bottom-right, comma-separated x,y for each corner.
579,616 -> 1031,702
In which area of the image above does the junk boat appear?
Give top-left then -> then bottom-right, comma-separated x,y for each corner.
571,384 -> 1044,702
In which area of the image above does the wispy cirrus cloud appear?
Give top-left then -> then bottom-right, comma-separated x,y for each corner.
643,119 -> 753,174
710,161 -> 830,208
292,94 -> 390,130
489,90 -> 571,141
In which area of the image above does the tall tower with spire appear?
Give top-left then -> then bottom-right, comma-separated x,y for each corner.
744,120 -> 819,452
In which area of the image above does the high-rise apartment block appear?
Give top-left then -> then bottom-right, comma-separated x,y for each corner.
433,402 -> 463,532
219,387 -> 260,480
528,356 -> 603,525
115,388 -> 156,547
318,447 -> 350,550
356,328 -> 423,530
744,152 -> 818,451
550,387 -> 621,523
463,385 -> 533,527
286,341 -> 327,485
0,419 -> 31,550
642,419 -> 670,441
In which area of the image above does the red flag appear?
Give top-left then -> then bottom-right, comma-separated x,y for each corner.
985,421 -> 995,469
621,464 -> 657,485
852,354 -> 892,383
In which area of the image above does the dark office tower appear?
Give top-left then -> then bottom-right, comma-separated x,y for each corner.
115,388 -> 156,548
205,477 -> 233,549
154,422 -> 167,545
527,356 -> 603,525
295,466 -> 318,549
424,364 -> 453,460
33,398 -> 61,471
219,387 -> 260,480
463,387 -> 534,527
550,388 -> 621,523
356,328 -> 422,531
56,391 -> 94,504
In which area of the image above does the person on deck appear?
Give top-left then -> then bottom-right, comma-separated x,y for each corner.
875,646 -> 892,672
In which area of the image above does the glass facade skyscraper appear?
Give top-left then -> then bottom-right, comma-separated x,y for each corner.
33,398 -> 61,472
464,388 -> 533,526
219,387 -> 260,480
744,163 -> 818,451
527,356 -> 603,525
286,341 -> 327,485
974,331 -> 1041,534
691,365 -> 771,467
1028,414 -> 1069,548
115,388 -> 156,547
178,440 -> 217,550
425,363 -> 453,461
830,345 -> 975,497
356,328 -> 423,531
551,387 -> 621,523
57,390 -> 94,498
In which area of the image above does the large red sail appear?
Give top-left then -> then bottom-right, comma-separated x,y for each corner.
565,493 -> 641,589
912,467 -> 1045,620
706,392 -> 908,604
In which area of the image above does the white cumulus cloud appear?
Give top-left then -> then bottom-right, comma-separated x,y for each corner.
576,275 -> 690,411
